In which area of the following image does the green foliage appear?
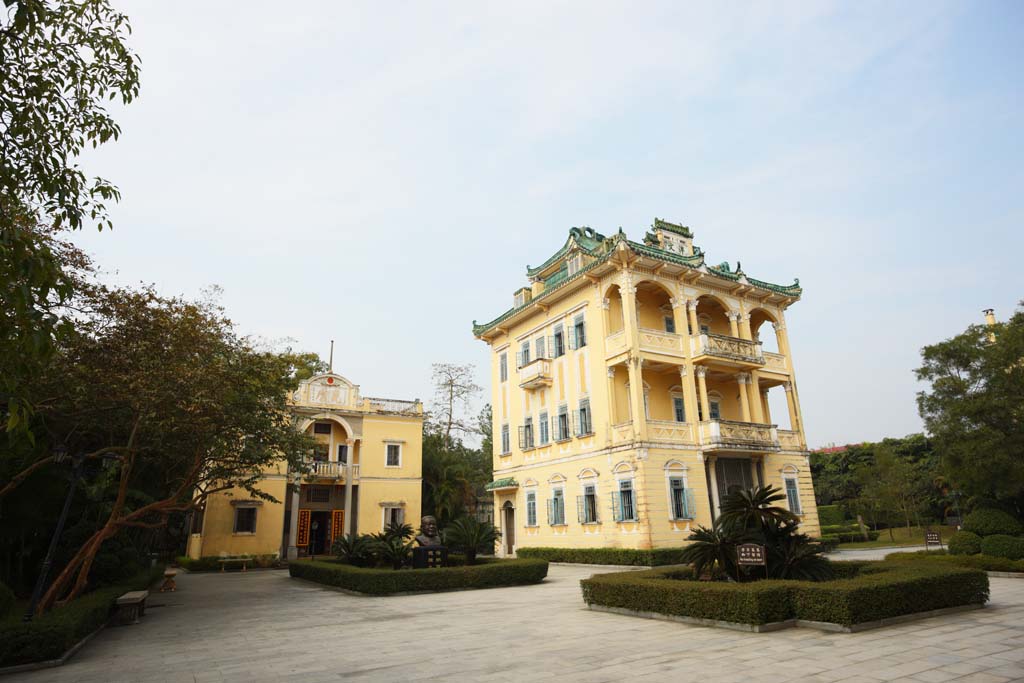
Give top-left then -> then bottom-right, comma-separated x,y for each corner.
516,547 -> 688,566
288,558 -> 548,595
381,521 -> 414,542
331,534 -> 376,567
442,517 -> 500,564
917,303 -> 1024,503
817,535 -> 840,551
816,505 -> 846,527
979,535 -> 1024,560
947,531 -> 982,556
962,509 -> 1023,537
0,566 -> 162,667
580,560 -> 989,627
374,536 -> 415,570
0,580 -> 13,618
820,524 -> 860,534
680,486 -> 831,581
887,550 -> 1024,573
823,531 -> 881,544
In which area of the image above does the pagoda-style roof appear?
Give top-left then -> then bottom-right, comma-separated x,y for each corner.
485,477 -> 519,491
472,218 -> 802,338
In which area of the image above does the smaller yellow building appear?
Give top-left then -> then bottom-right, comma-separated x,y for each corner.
186,372 -> 423,560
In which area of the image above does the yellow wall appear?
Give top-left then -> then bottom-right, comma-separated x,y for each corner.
197,477 -> 288,557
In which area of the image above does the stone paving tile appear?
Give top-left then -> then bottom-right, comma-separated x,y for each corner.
10,556 -> 1024,683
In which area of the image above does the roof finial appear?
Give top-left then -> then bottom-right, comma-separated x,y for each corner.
328,340 -> 334,373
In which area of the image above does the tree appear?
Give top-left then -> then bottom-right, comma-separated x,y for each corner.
853,445 -> 929,539
5,285 -> 317,612
430,363 -> 481,442
916,303 -> 1024,511
1,0 -> 140,435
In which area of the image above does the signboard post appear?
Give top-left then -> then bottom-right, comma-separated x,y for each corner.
924,531 -> 943,550
737,543 -> 767,567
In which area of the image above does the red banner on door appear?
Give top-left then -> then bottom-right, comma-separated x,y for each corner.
296,509 -> 311,547
331,509 -> 345,544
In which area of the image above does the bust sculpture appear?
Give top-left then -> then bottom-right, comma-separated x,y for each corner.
415,515 -> 442,546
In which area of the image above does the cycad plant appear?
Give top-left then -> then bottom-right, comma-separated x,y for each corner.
442,517 -> 500,565
331,533 -> 375,567
678,524 -> 742,579
375,535 -> 415,570
382,521 -> 414,542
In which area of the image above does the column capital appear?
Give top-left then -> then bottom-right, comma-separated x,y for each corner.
687,300 -> 699,312
727,311 -> 741,322
783,381 -> 794,392
619,271 -> 636,295
737,372 -> 751,384
607,367 -> 616,378
773,321 -> 787,332
740,313 -> 751,322
678,365 -> 688,377
670,296 -> 687,309
599,297 -> 610,310
695,365 -> 708,378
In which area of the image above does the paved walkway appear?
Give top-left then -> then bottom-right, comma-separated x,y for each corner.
14,561 -> 1024,683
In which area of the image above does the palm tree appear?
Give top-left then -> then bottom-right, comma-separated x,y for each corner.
678,525 -> 742,579
763,518 -> 833,580
382,521 -> 414,541
374,535 -> 415,570
718,485 -> 799,534
442,517 -> 500,565
331,533 -> 375,567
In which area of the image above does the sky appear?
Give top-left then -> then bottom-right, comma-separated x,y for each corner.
74,1 -> 1024,448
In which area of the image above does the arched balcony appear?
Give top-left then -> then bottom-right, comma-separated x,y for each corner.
302,418 -> 360,482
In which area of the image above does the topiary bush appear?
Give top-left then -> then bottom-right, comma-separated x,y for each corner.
947,531 -> 982,556
887,550 -> 1024,573
516,547 -> 687,566
962,509 -> 1023,537
979,534 -> 1024,560
289,557 -> 548,595
817,505 -> 845,527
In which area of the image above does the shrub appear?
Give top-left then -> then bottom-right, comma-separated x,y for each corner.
820,524 -> 860,535
580,559 -> 989,628
817,535 -> 840,551
0,567 -> 163,667
442,517 -> 500,565
947,531 -> 982,556
288,557 -> 548,595
962,509 -> 1023,537
980,534 -> 1024,560
0,580 -> 14,619
816,505 -> 845,527
833,531 -> 880,543
887,550 -> 1024,573
331,534 -> 376,567
516,547 -> 687,566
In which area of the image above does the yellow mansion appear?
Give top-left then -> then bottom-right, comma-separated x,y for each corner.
474,219 -> 820,555
186,372 -> 423,560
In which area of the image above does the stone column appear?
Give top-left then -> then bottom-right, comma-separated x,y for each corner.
762,391 -> 772,423
627,356 -> 648,440
784,381 -> 800,433
606,367 -> 617,425
774,321 -> 791,357
728,312 -> 740,338
670,297 -> 688,339
620,271 -> 640,350
679,365 -> 698,431
343,439 -> 355,535
696,366 -> 710,423
737,373 -> 752,422
739,313 -> 753,340
687,300 -> 699,337
286,481 -> 300,560
748,372 -> 764,423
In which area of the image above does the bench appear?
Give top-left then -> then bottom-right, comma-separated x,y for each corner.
115,590 -> 148,625
160,568 -> 177,592
218,557 -> 251,572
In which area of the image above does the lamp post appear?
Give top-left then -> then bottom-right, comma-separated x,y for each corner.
23,445 -> 84,621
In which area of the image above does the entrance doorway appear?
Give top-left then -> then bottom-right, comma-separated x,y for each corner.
309,511 -> 331,555
502,502 -> 515,555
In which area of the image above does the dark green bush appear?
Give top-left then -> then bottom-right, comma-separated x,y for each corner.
829,531 -> 880,543
817,505 -> 845,527
980,534 -> 1024,560
887,550 -> 1024,573
0,566 -> 163,667
947,531 -> 982,556
817,535 -> 840,551
0,580 -> 14,619
580,566 -> 794,625
516,547 -> 687,566
580,560 -> 989,627
288,557 -> 548,595
175,554 -> 278,572
820,524 -> 859,535
962,509 -> 1023,537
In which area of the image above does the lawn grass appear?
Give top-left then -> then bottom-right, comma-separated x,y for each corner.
839,525 -> 955,549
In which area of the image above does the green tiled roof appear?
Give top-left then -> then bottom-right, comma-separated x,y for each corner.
472,220 -> 802,337
485,477 -> 519,491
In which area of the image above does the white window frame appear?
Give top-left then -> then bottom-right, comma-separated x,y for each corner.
500,424 -> 511,455
550,487 -> 566,526
553,324 -> 565,357
382,506 -> 405,530
671,393 -> 686,423
617,478 -> 637,522
567,254 -> 583,276
664,315 -> 676,334
525,490 -> 538,527
385,442 -> 402,468
538,411 -> 549,446
499,353 -> 508,383
580,481 -> 599,524
783,471 -> 802,514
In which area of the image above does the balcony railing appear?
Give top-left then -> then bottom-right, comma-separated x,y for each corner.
691,334 -> 764,364
777,429 -> 803,451
647,420 -> 696,443
518,358 -> 553,390
362,397 -> 421,414
700,419 -> 778,450
638,328 -> 684,356
763,351 -> 788,373
605,330 -> 627,355
308,461 -> 360,480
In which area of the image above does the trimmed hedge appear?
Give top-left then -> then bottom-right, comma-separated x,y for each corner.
948,531 -> 982,556
0,581 -> 13,619
580,560 -> 988,628
820,531 -> 880,544
516,547 -> 686,566
962,509 -> 1023,537
887,550 -> 1024,573
980,535 -> 1024,560
820,524 -> 860,535
817,505 -> 845,527
0,566 -> 164,668
289,558 -> 548,595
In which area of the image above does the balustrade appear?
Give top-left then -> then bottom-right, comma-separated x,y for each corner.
691,333 -> 764,364
518,358 -> 553,389
763,351 -> 788,372
637,328 -> 685,356
308,461 -> 360,480
777,429 -> 803,450
700,419 -> 779,449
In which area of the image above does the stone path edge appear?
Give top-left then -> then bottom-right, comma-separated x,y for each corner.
586,602 -> 985,634
288,574 -> 547,597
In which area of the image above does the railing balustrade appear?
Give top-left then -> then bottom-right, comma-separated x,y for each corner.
308,461 -> 360,480
763,351 -> 788,372
518,359 -> 552,389
691,333 -> 764,363
637,328 -> 684,355
362,397 -> 421,414
700,419 -> 779,448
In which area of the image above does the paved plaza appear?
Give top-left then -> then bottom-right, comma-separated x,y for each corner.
14,552 -> 1024,683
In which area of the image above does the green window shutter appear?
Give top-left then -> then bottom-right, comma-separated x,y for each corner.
610,491 -> 621,522
546,498 -> 553,525
684,488 -> 696,519
576,496 -> 584,523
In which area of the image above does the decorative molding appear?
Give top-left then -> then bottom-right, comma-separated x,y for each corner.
737,373 -> 750,385
695,366 -> 708,378
600,298 -> 610,311
773,322 -> 787,332
783,381 -> 794,392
